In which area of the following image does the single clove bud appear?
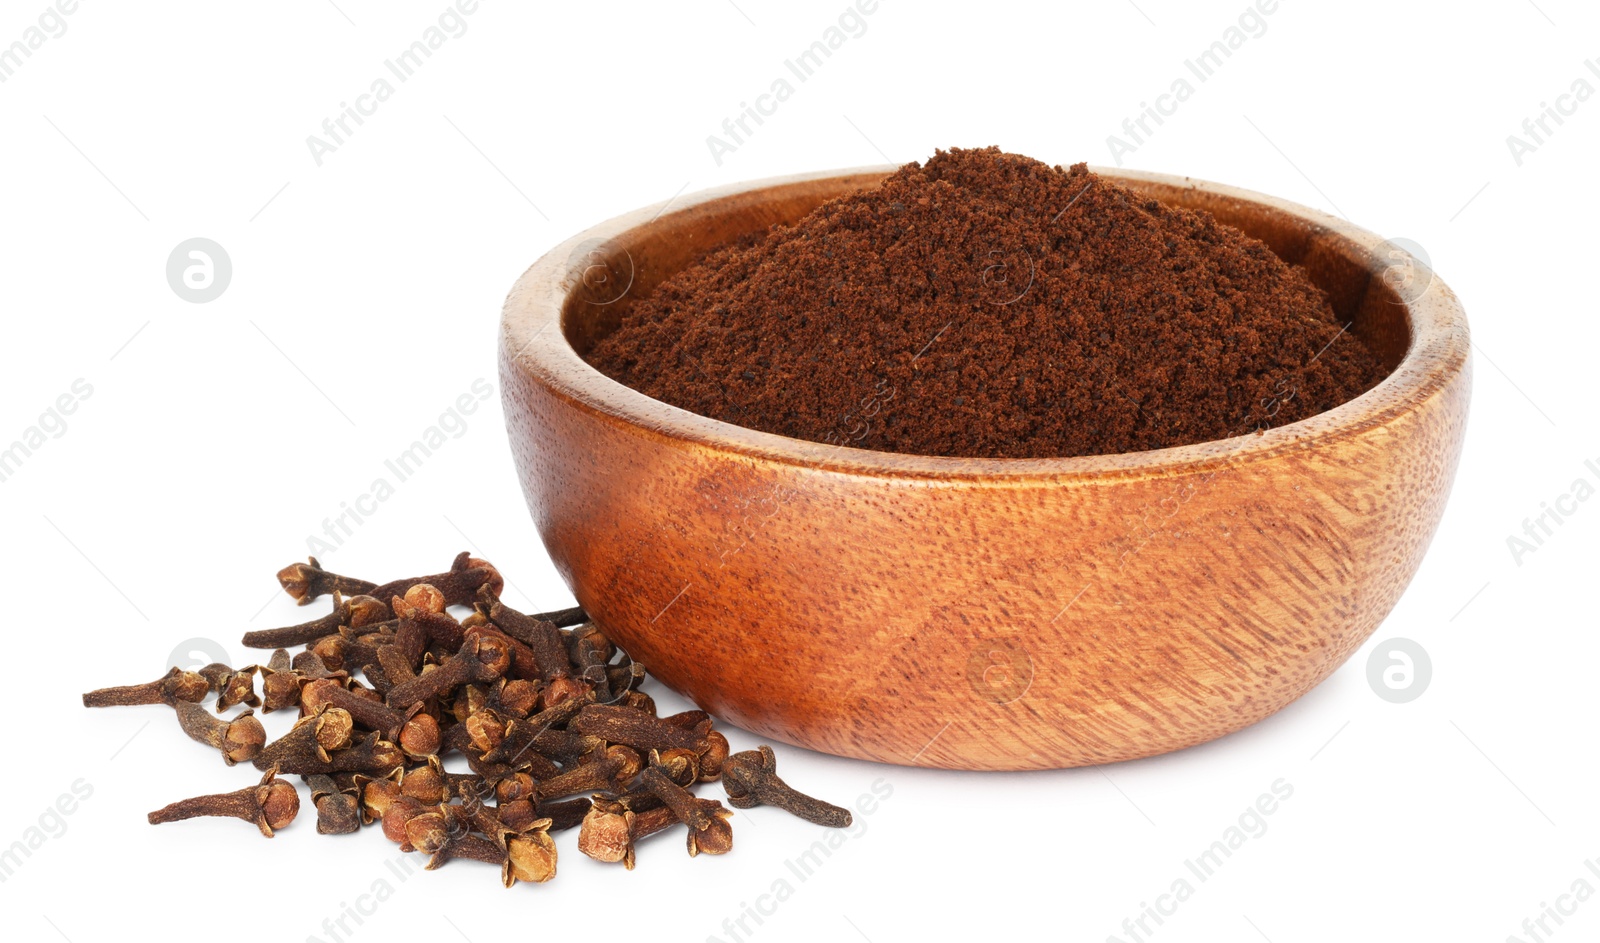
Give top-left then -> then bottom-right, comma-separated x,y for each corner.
399,758 -> 448,805
571,704 -> 709,753
465,707 -> 507,754
538,675 -> 591,712
532,797 -> 591,833
301,679 -> 437,758
365,552 -> 504,611
391,586 -> 466,667
380,796 -> 427,850
456,802 -> 559,886
573,706 -> 729,781
531,605 -> 588,628
199,663 -> 262,713
147,766 -> 300,837
535,753 -> 628,801
466,623 -> 544,683
253,709 -> 400,775
258,649 -> 311,713
660,715 -> 728,782
403,806 -> 451,856
83,667 -> 211,708
277,558 -> 378,606
242,592 -> 390,649
385,631 -> 511,709
356,769 -> 404,824
173,699 -> 267,766
639,763 -> 733,857
578,798 -> 683,870
572,633 -> 612,702
494,679 -> 541,719
566,624 -> 616,665
720,745 -> 852,827
483,595 -> 572,682
427,826 -> 558,887
306,773 -> 362,834
604,661 -> 649,702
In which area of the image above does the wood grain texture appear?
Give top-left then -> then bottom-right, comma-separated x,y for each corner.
499,166 -> 1471,771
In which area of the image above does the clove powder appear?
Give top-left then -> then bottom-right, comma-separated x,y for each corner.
587,147 -> 1388,459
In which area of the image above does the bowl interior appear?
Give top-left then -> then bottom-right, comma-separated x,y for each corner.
557,169 -> 1415,387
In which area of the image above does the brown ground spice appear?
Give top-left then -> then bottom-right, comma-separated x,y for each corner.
586,147 -> 1387,459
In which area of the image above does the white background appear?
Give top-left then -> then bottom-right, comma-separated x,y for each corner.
1,1 -> 1594,941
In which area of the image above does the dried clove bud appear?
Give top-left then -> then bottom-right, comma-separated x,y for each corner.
720,745 -> 852,827
147,766 -> 299,837
366,552 -> 504,611
173,700 -> 266,766
494,679 -> 541,719
301,679 -> 436,758
381,796 -> 427,850
199,663 -> 262,713
277,558 -> 378,606
572,704 -> 707,753
573,705 -> 727,780
254,711 -> 398,775
306,773 -> 362,835
640,763 -> 734,857
404,806 -> 451,855
391,586 -> 466,667
604,662 -> 649,702
356,769 -> 404,824
533,797 -> 591,833
463,803 -> 559,885
83,667 -> 210,708
385,631 -> 511,708
399,758 -> 448,805
465,707 -> 507,754
538,675 -> 591,712
536,753 -> 628,801
484,596 -> 571,682
259,649 -> 304,712
531,605 -> 588,628
493,773 -> 537,805
578,798 -> 682,870
242,592 -> 390,649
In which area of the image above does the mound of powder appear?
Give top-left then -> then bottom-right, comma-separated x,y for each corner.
586,147 -> 1386,459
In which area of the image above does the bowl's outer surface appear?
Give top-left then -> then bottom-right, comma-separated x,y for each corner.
500,167 -> 1471,770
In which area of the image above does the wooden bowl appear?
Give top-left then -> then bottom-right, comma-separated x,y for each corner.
499,166 -> 1470,771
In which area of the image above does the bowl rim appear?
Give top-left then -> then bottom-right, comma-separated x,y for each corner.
501,164 -> 1470,482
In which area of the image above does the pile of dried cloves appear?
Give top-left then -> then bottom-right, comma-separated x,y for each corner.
82,552 -> 852,885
